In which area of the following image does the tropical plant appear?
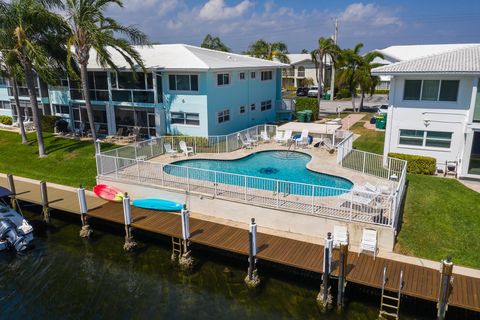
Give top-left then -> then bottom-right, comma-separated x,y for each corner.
311,37 -> 340,112
245,39 -> 290,63
64,0 -> 149,141
0,0 -> 69,157
0,51 -> 28,143
336,43 -> 364,112
357,51 -> 384,108
200,34 -> 230,52
300,49 -> 309,54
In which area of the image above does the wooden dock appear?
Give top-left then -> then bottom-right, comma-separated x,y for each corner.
1,175 -> 479,314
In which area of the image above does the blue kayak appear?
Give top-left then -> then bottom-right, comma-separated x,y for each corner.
132,198 -> 184,212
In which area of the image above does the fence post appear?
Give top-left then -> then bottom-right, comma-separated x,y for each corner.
134,142 -> 138,159
186,167 -> 190,192
244,176 -> 248,201
276,180 -> 280,208
150,141 -> 154,158
311,186 -> 315,213
77,185 -> 92,238
437,257 -> 453,320
349,192 -> 353,221
136,159 -> 141,182
217,136 -> 220,153
245,218 -> 260,288
40,181 -> 50,224
225,136 -> 229,152
213,171 -> 217,197
194,137 -> 197,154
387,157 -> 392,179
114,157 -> 119,179
161,163 -> 165,186
362,152 -> 366,173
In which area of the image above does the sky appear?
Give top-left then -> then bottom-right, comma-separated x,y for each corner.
106,0 -> 480,54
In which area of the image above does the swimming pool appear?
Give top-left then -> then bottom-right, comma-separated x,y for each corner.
165,151 -> 353,196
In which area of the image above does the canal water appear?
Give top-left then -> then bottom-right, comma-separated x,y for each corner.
0,210 -> 441,319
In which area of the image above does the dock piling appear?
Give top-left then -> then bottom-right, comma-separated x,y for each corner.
7,174 -> 17,210
317,232 -> 333,311
437,256 -> 453,320
245,218 -> 260,288
122,193 -> 137,251
337,243 -> 349,310
40,181 -> 50,223
178,205 -> 194,271
77,185 -> 92,238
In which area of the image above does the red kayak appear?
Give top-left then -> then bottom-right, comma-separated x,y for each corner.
93,184 -> 125,202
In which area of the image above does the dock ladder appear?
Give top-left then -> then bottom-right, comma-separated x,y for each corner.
379,266 -> 404,319
172,237 -> 183,258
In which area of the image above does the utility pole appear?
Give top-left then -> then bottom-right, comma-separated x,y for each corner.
330,18 -> 338,101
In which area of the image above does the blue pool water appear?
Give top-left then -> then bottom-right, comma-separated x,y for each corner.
166,151 -> 353,196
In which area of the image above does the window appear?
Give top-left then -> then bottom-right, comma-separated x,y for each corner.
0,77 -> 6,86
54,105 -> 69,114
0,101 -> 10,109
217,109 -> 230,123
399,129 -> 452,149
261,71 -> 273,81
251,72 -> 256,79
171,112 -> 200,126
261,100 -> 272,111
250,103 -> 256,111
403,80 -> 459,102
240,105 -> 246,114
168,74 -> 198,91
217,73 -> 230,86
239,72 -> 245,80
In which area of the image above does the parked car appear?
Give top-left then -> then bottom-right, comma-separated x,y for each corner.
307,86 -> 319,97
376,104 -> 389,114
296,87 -> 310,97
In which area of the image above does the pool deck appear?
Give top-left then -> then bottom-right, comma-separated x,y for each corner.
149,142 -> 391,191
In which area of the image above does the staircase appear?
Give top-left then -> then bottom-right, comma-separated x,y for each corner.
379,266 -> 403,319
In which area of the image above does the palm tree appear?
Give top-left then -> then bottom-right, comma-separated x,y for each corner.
64,0 -> 149,141
357,51 -> 384,109
201,34 -> 230,52
336,43 -> 364,112
311,37 -> 340,111
0,0 -> 69,157
0,51 -> 28,144
245,39 -> 290,63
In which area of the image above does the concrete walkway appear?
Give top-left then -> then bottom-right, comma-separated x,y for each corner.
459,179 -> 480,193
341,113 -> 365,130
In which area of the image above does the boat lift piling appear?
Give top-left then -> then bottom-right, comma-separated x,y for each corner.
40,181 -> 50,224
245,218 -> 260,288
178,205 -> 194,271
437,257 -> 454,320
122,193 -> 137,251
7,174 -> 17,210
77,185 -> 92,238
337,243 -> 349,310
318,232 -> 333,311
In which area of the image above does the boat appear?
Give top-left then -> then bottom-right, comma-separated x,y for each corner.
0,187 -> 34,252
132,199 -> 184,212
93,184 -> 124,202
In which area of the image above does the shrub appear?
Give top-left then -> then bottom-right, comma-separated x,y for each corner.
375,89 -> 390,95
336,88 -> 351,99
388,153 -> 436,175
295,97 -> 319,120
55,119 -> 69,133
0,115 -> 13,125
286,86 -> 297,91
41,115 -> 61,133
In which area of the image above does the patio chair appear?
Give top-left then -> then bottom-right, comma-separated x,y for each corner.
274,131 -> 284,143
245,132 -> 258,146
239,134 -> 253,149
359,228 -> 378,259
295,129 -> 309,148
333,225 -> 349,247
179,140 -> 194,156
163,143 -> 178,157
339,186 -> 381,207
278,130 -> 292,145
259,131 -> 270,143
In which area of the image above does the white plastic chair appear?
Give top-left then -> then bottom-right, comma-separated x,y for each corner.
245,132 -> 258,146
359,228 -> 378,259
295,129 -> 309,148
333,225 -> 349,247
274,131 -> 284,143
279,130 -> 292,145
239,134 -> 252,149
163,143 -> 177,157
179,140 -> 194,156
260,131 -> 270,143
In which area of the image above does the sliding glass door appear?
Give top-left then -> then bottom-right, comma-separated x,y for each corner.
468,131 -> 480,175
115,106 -> 156,138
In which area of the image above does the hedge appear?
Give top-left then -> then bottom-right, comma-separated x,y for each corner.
295,97 -> 319,120
0,115 -> 13,125
41,115 -> 61,133
375,89 -> 390,95
388,153 -> 436,175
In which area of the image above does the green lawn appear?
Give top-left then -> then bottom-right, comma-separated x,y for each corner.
350,120 -> 385,155
0,130 -> 115,189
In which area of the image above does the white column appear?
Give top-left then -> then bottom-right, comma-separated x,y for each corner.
106,103 -> 116,135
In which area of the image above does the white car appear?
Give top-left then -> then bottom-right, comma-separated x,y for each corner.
307,86 -> 318,97
376,104 -> 389,114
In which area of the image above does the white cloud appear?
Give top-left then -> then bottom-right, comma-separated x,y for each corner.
157,0 -> 179,16
198,0 -> 252,21
339,3 -> 401,27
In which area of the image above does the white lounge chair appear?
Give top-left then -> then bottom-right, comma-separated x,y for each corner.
239,134 -> 252,149
278,130 -> 292,145
179,140 -> 194,156
163,143 -> 178,157
245,132 -> 258,146
295,129 -> 309,148
340,188 -> 379,207
359,228 -> 378,259
333,225 -> 349,247
274,131 -> 284,143
259,131 -> 270,143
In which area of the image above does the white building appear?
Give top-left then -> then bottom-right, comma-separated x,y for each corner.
281,54 -> 332,88
372,45 -> 480,179
372,43 -> 480,90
